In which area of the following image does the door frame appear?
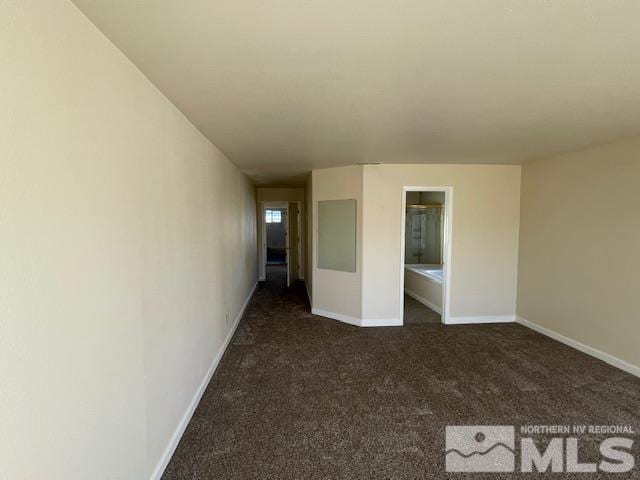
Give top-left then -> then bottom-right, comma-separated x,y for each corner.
292,201 -> 303,280
399,186 -> 453,324
261,201 -> 290,285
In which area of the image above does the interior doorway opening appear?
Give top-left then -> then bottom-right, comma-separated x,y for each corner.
400,187 -> 452,325
265,208 -> 287,265
261,201 -> 303,288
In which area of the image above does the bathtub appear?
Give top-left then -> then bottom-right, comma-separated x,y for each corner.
404,264 -> 443,314
405,264 -> 443,283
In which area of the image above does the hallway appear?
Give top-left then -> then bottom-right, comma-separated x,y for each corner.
161,278 -> 640,479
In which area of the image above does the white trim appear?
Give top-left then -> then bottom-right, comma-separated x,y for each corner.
404,288 -> 442,315
311,308 -> 402,328
361,318 -> 403,327
399,187 -> 453,325
517,316 -> 640,378
446,315 -> 515,325
150,281 -> 258,480
312,307 -> 360,327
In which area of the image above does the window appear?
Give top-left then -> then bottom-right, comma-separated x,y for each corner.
265,209 -> 282,224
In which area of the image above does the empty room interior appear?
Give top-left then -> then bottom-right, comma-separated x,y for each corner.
2,1 -> 640,479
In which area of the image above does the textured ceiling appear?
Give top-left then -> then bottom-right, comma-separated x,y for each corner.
72,0 -> 640,185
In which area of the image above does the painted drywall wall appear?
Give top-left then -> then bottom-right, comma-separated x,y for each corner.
362,164 -> 521,322
0,1 -> 257,479
518,138 -> 640,371
256,188 -> 305,280
312,166 -> 363,321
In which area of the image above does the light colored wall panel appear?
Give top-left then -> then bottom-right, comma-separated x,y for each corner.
518,138 -> 640,371
312,166 -> 363,320
0,2 -> 257,478
362,164 -> 521,321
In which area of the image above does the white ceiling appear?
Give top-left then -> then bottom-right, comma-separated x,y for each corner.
72,0 -> 640,186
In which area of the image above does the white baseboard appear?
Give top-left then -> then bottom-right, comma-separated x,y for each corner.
259,275 -> 266,281
312,307 -> 361,327
361,318 -> 403,327
446,315 -> 515,325
311,308 -> 402,327
517,316 -> 640,379
150,280 -> 258,480
404,288 -> 442,314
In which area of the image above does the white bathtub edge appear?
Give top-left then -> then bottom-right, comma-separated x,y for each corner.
404,288 -> 443,314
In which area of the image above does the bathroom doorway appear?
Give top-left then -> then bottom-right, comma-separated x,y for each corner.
399,187 -> 452,325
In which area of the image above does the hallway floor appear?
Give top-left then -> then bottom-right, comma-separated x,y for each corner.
162,276 -> 640,479
403,294 -> 441,325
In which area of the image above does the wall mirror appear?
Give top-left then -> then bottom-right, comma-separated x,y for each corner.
317,199 -> 357,272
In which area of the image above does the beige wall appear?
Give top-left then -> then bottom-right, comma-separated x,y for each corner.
518,138 -> 640,370
311,166 -> 363,320
256,188 -> 305,280
362,164 -> 521,322
0,1 -> 257,479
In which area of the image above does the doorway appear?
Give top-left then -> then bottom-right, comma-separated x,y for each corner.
266,208 -> 287,265
261,201 -> 303,287
399,187 -> 452,325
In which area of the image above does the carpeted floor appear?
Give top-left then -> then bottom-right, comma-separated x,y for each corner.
404,294 -> 441,325
162,269 -> 640,479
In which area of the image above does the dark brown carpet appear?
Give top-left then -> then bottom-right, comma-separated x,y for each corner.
162,272 -> 640,479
